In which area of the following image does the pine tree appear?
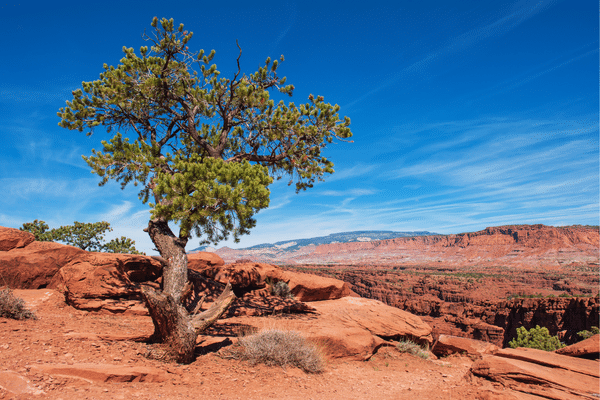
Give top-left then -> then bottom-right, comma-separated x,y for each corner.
509,325 -> 565,351
20,220 -> 143,254
57,17 -> 352,363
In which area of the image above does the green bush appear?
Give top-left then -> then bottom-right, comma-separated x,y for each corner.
235,329 -> 324,373
577,326 -> 600,340
509,325 -> 565,351
396,339 -> 429,359
0,287 -> 36,320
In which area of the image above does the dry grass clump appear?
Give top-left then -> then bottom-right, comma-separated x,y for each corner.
233,329 -> 324,373
396,339 -> 429,359
270,281 -> 293,299
0,287 -> 36,320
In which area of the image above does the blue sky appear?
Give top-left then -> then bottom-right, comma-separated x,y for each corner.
0,0 -> 597,254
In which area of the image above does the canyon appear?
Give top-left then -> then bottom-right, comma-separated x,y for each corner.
215,224 -> 599,347
1,224 -> 598,398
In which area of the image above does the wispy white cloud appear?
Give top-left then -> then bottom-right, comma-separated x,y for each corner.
463,44 -> 599,103
319,188 -> 377,197
326,164 -> 380,182
0,177 -> 99,199
343,0 -> 559,109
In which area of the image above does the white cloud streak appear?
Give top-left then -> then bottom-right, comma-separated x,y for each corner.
343,0 -> 559,110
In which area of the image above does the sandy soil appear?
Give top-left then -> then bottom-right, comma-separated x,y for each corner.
0,290 -> 495,400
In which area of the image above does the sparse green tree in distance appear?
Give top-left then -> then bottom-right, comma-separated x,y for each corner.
57,17 -> 352,363
103,236 -> 145,255
20,219 -> 53,241
50,221 -> 112,252
509,325 -> 565,351
20,220 -> 144,254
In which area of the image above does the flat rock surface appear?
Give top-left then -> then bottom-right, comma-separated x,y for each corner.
472,347 -> 600,399
432,335 -> 499,357
494,347 -> 599,377
556,334 -> 599,358
29,363 -> 169,383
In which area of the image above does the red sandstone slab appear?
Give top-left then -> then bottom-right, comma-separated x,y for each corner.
30,363 -> 170,383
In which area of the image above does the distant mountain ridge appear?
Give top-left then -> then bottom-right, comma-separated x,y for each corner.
189,225 -> 599,266
189,230 -> 437,254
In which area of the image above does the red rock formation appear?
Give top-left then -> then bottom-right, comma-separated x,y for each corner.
55,253 -> 163,314
29,364 -> 169,383
292,263 -> 599,347
0,227 -> 35,251
215,225 -> 599,268
471,348 -> 599,399
198,261 -> 353,302
0,228 -> 354,314
223,296 -> 433,361
556,334 -> 599,359
0,241 -> 86,289
432,335 -> 498,358
187,252 -> 225,271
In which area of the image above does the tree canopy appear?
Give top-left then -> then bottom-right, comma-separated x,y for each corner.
57,17 -> 352,363
58,17 -> 352,246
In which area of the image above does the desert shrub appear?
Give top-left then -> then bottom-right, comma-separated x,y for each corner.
577,326 -> 600,340
396,339 -> 429,359
509,325 -> 565,351
0,287 -> 36,320
235,329 -> 324,373
271,281 -> 293,299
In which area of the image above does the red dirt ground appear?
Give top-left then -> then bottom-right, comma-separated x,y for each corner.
0,289 -> 501,400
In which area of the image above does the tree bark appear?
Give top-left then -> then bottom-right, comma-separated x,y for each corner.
146,219 -> 189,303
142,218 -> 236,363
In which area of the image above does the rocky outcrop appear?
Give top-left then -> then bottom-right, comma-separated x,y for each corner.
432,335 -> 498,358
197,262 -> 353,302
471,348 -> 600,399
556,334 -> 599,359
187,252 -> 225,271
494,297 -> 599,346
55,253 -> 163,314
223,296 -> 433,361
0,227 -> 35,251
0,224 -> 353,315
0,241 -> 86,289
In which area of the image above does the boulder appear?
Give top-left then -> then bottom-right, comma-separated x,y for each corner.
432,335 -> 498,357
309,296 -> 433,346
55,252 -> 162,314
0,227 -> 35,251
222,296 -> 433,361
279,269 -> 353,302
201,262 -> 278,289
471,347 -> 599,399
555,334 -> 599,359
0,241 -> 86,289
198,262 -> 352,301
187,251 -> 225,271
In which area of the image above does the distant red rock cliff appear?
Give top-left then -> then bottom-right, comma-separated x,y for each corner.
216,224 -> 599,267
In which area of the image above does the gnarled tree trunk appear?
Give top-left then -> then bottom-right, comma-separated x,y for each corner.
142,218 -> 236,363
